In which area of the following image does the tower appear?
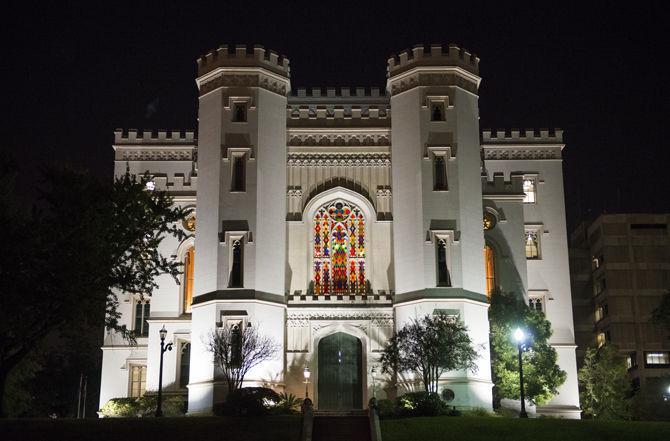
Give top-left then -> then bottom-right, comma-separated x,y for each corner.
388,44 -> 493,407
188,45 -> 290,414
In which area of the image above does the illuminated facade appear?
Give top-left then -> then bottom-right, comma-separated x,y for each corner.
99,44 -> 580,417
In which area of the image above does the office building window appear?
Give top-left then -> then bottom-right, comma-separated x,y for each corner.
645,352 -> 670,367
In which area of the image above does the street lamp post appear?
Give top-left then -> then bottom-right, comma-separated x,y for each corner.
303,366 -> 311,399
156,325 -> 173,417
514,328 -> 529,418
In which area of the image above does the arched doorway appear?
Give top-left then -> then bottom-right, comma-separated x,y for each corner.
318,332 -> 363,410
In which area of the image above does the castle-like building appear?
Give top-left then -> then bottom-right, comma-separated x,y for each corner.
99,44 -> 580,417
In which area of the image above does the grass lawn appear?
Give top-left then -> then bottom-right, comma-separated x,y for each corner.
0,415 -> 301,441
381,416 -> 670,441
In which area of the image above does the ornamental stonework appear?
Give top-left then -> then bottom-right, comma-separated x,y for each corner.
199,72 -> 288,96
287,152 -> 391,167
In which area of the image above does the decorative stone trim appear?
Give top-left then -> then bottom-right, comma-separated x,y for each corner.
287,133 -> 390,147
388,71 -> 479,96
287,152 -> 391,167
198,72 -> 288,97
483,147 -> 562,160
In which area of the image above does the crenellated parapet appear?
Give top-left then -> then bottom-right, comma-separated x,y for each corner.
482,129 -> 563,144
481,172 -> 525,200
197,44 -> 290,78
114,128 -> 195,144
386,44 -> 480,95
387,44 -> 479,77
290,87 -> 387,99
482,129 -> 565,161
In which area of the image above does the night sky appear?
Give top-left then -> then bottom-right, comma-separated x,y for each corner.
4,2 -> 669,230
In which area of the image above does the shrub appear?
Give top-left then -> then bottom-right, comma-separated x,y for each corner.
395,392 -> 447,417
276,392 -> 303,414
99,395 -> 186,418
218,387 -> 281,416
376,399 -> 397,419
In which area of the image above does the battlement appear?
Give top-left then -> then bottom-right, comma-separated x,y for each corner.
287,105 -> 390,121
114,129 -> 196,145
481,172 -> 525,197
482,129 -> 563,144
387,44 -> 479,77
197,44 -> 290,78
290,87 -> 387,98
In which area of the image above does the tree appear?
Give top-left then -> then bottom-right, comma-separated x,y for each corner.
0,164 -> 189,416
207,323 -> 279,392
652,289 -> 670,331
489,289 -> 566,406
578,344 -> 631,419
380,314 -> 479,393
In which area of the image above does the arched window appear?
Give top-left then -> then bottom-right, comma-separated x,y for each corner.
229,239 -> 244,288
313,200 -> 366,295
179,342 -> 191,388
525,232 -> 539,259
436,239 -> 451,287
183,247 -> 195,313
484,245 -> 496,298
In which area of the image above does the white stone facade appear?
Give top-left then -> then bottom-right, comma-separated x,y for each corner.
99,44 -> 580,418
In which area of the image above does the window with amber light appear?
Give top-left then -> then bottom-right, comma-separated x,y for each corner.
183,247 -> 194,313
484,245 -> 496,298
129,365 -> 147,398
313,200 -> 366,295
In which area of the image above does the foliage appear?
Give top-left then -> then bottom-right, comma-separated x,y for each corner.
375,398 -> 397,418
276,392 -> 303,414
631,377 -> 670,421
652,289 -> 670,331
380,314 -> 479,393
206,323 -> 279,393
99,395 -> 186,418
396,392 -> 449,417
578,344 -> 631,419
216,387 -> 281,416
0,162 -> 189,416
488,289 -> 566,406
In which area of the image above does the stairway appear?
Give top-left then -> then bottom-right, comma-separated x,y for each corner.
312,410 -> 371,441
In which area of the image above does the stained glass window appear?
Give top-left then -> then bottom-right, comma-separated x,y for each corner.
484,245 -> 496,297
183,247 -> 194,313
525,232 -> 539,259
313,201 -> 366,295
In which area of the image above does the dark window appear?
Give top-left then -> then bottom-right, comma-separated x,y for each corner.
134,300 -> 150,337
230,324 -> 242,367
437,239 -> 451,287
179,343 -> 191,388
229,239 -> 244,288
233,103 -> 247,122
231,156 -> 246,192
431,103 -> 444,121
434,156 -> 447,190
